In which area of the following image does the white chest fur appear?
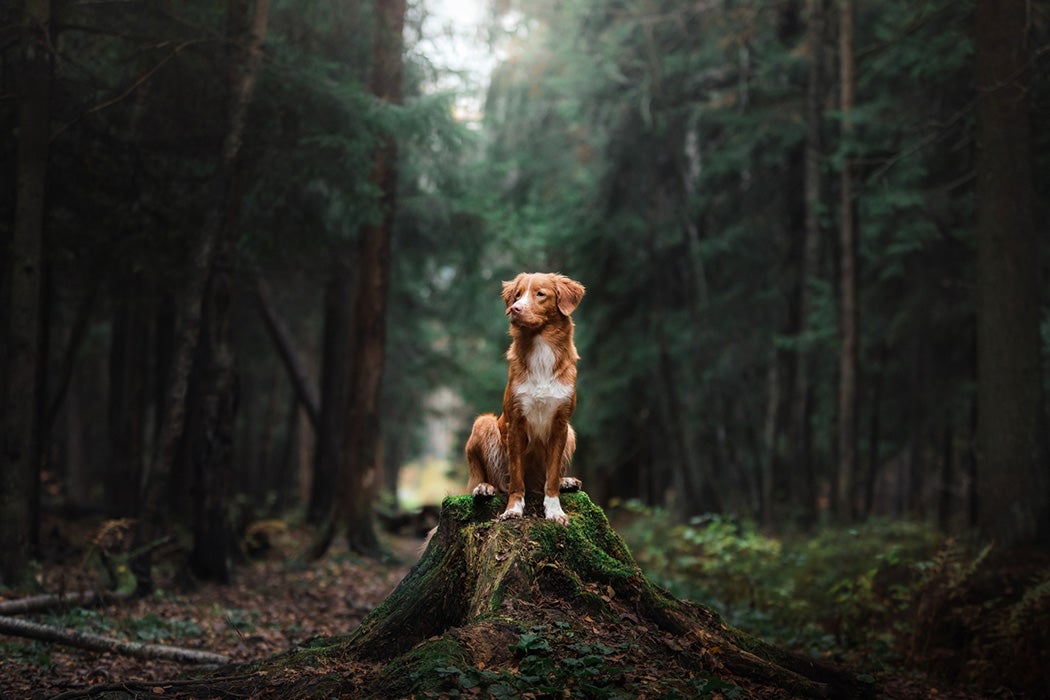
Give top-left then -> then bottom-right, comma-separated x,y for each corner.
513,338 -> 573,442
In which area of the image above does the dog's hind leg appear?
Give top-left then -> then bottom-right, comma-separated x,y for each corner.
466,414 -> 506,497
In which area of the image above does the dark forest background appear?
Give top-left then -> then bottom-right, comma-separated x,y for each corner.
2,0 -> 1049,672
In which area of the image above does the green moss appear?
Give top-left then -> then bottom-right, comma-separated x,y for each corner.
364,636 -> 469,699
243,637 -> 342,672
527,493 -> 639,586
441,493 -> 506,523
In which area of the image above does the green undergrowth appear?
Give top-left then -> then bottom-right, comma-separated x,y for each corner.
613,503 -> 1050,696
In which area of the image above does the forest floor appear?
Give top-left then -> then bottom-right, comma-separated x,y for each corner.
0,515 -> 1005,700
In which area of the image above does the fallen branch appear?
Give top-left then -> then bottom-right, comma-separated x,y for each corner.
0,590 -> 131,616
0,615 -> 229,665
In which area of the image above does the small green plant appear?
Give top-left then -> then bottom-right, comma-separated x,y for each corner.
2,640 -> 54,670
127,613 -> 203,642
217,606 -> 259,635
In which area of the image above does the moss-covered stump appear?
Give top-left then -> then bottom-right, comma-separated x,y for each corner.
89,493 -> 874,698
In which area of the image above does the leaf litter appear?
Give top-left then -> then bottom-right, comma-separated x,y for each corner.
0,520 -> 414,699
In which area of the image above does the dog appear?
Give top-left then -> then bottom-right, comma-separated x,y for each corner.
465,272 -> 585,525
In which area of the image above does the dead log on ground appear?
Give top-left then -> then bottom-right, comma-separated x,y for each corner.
0,615 -> 228,665
0,589 -> 131,615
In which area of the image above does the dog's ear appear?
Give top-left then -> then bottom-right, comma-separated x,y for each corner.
501,275 -> 523,308
554,276 -> 585,316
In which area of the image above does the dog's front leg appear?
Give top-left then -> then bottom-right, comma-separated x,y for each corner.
498,425 -> 526,520
542,425 -> 571,525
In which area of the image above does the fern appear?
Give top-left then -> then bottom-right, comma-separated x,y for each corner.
947,543 -> 992,597
1002,568 -> 1050,637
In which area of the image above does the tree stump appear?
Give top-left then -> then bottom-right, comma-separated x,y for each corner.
91,493 -> 875,698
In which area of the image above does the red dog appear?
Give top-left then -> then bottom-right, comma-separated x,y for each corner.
466,272 -> 585,525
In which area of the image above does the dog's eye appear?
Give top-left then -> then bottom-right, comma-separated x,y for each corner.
515,291 -> 522,299
536,290 -> 546,297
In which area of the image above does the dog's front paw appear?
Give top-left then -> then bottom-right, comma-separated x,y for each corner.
498,496 -> 525,521
546,512 -> 570,526
472,483 -> 496,498
559,477 -> 582,492
544,495 -> 570,526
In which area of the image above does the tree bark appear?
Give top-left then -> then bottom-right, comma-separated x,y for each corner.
974,0 -> 1049,545
2,0 -> 51,586
835,0 -> 859,523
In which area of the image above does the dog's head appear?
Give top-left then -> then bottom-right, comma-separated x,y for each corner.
501,273 -> 585,329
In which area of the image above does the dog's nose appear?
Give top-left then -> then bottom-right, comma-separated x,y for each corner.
510,303 -> 523,316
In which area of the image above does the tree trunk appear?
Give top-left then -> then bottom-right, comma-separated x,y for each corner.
273,395 -> 302,512
937,422 -> 954,532
133,0 -> 270,592
791,0 -> 829,529
2,0 -> 51,586
974,0 -> 1048,545
110,494 -> 875,698
863,343 -> 886,517
308,256 -> 354,526
315,0 -> 406,558
43,278 -> 99,436
189,267 -> 240,583
189,0 -> 271,584
107,273 -> 147,517
761,344 -> 781,529
835,0 -> 859,523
